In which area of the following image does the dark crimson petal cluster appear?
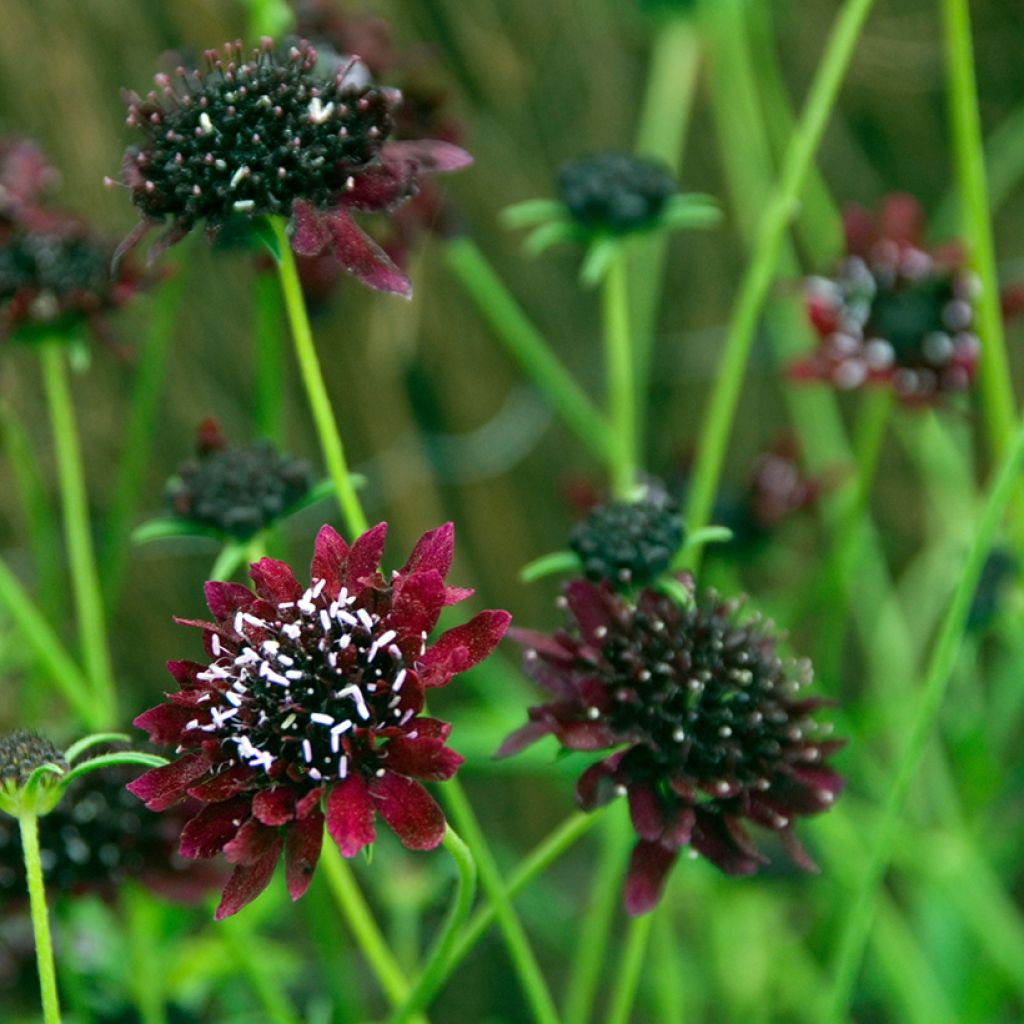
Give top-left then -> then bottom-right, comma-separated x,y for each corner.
790,194 -> 979,405
128,522 -> 509,919
115,39 -> 470,296
498,578 -> 842,915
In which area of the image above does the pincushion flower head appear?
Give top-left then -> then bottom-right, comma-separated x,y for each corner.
504,150 -> 719,284
128,522 -> 510,919
113,38 -> 471,297
498,579 -> 842,914
791,193 -> 979,404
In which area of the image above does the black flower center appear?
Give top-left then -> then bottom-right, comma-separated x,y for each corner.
193,581 -> 415,789
124,41 -> 393,230
597,597 -> 816,792
558,152 -> 676,233
867,274 -> 953,362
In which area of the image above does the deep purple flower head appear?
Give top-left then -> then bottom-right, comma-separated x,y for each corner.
498,579 -> 842,914
791,194 -> 978,404
129,522 -> 510,919
114,38 -> 471,296
165,418 -> 313,540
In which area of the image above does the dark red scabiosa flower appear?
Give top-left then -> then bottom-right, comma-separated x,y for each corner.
0,137 -> 58,223
791,194 -> 979,404
128,522 -> 510,919
498,578 -> 842,914
165,418 -> 314,541
0,205 -> 141,345
569,490 -> 684,590
0,766 -> 223,904
113,38 -> 471,297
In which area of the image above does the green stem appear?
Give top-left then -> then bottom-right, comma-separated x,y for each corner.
319,842 -> 418,1011
684,0 -> 877,570
124,885 -> 167,1024
101,270 -> 186,609
824,413 -> 1024,1018
440,782 -> 560,1024
605,912 -> 654,1024
449,811 -> 600,969
40,342 -> 116,726
0,556 -> 99,729
602,248 -> 637,498
564,808 -> 632,1024
443,236 -> 614,464
210,542 -> 248,583
220,915 -> 301,1024
271,218 -> 368,539
253,268 -> 286,442
19,811 -> 61,1024
390,826 -> 477,1024
941,0 -> 1016,460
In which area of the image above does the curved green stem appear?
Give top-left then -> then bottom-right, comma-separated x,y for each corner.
824,413 -> 1024,1018
684,0 -> 878,571
319,843 -> 419,1012
271,218 -> 368,539
602,248 -> 637,498
605,912 -> 654,1024
0,557 -> 98,728
210,542 -> 247,583
390,826 -> 477,1024
19,811 -> 61,1024
40,342 -> 116,726
440,781 -> 560,1024
443,236 -> 614,464
253,268 -> 286,443
941,0 -> 1016,460
564,807 -> 632,1024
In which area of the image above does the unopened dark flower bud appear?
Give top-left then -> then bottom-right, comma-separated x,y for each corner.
0,733 -> 65,791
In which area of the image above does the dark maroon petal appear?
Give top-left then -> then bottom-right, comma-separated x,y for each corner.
214,836 -> 282,920
223,818 -> 280,866
391,569 -> 446,639
564,581 -> 613,645
494,720 -> 553,759
295,787 -> 324,820
252,787 -> 297,826
134,702 -> 194,744
576,758 -> 619,810
418,610 -> 512,688
323,208 -> 412,298
768,767 -> 843,816
400,522 -> 454,577
552,718 -> 617,751
187,765 -> 255,802
325,775 -> 376,857
127,754 -> 208,811
662,805 -> 696,849
509,628 -> 576,664
147,221 -> 190,267
340,162 -> 415,212
384,735 -> 462,782
290,199 -> 329,257
249,558 -> 302,605
382,140 -> 474,175
370,773 -> 446,851
779,828 -> 819,873
624,840 -> 677,916
111,219 -> 155,273
721,815 -> 768,864
690,811 -> 761,876
443,586 -> 474,606
628,784 -> 665,842
346,522 -> 388,590
166,659 -> 206,689
179,798 -> 248,858
285,809 -> 324,901
204,581 -> 255,624
311,524 -> 350,595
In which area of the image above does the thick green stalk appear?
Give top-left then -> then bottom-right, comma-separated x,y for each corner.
941,0 -> 1016,460
320,843 -> 420,1013
684,0 -> 877,568
443,236 -> 613,464
602,249 -> 637,498
101,270 -> 185,608
825,414 -> 1024,1018
40,343 -> 116,725
253,268 -> 286,442
605,913 -> 654,1024
564,809 -> 632,1024
271,218 -> 368,539
0,558 -> 97,727
19,811 -> 61,1024
441,783 -> 560,1024
449,811 -> 600,969
390,827 -> 477,1024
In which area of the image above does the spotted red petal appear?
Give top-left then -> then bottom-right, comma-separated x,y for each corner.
370,772 -> 445,851
252,787 -> 297,826
311,523 -> 350,594
347,522 -> 389,590
134,702 -> 195,745
223,818 -> 280,866
390,569 -> 446,639
326,776 -> 376,857
624,841 -> 677,916
291,199 -> 330,257
127,754 -> 208,811
400,522 -> 455,577
214,836 -> 282,920
322,208 -> 412,299
204,581 -> 256,624
285,810 -> 325,901
249,558 -> 303,605
383,732 -> 462,781
418,610 -> 512,687
179,798 -> 248,859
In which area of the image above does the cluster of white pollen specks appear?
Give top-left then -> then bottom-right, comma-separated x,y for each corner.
184,579 -> 428,787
